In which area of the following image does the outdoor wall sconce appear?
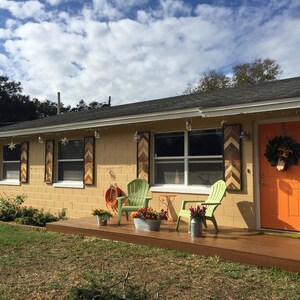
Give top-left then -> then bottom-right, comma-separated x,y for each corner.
186,119 -> 192,131
133,131 -> 141,142
240,131 -> 250,141
38,136 -> 44,144
94,130 -> 100,139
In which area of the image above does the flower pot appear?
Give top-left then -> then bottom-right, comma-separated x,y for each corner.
190,218 -> 202,238
96,215 -> 109,226
133,218 -> 161,231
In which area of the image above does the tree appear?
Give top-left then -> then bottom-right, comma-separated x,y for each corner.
70,99 -> 110,112
0,76 -> 38,125
34,99 -> 71,118
183,71 -> 231,94
183,58 -> 281,94
0,76 -> 110,125
233,58 -> 281,86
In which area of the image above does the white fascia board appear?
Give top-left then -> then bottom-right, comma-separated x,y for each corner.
200,97 -> 300,118
0,108 -> 200,138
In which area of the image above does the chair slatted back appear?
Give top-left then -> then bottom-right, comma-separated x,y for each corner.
127,179 -> 149,206
204,180 -> 226,217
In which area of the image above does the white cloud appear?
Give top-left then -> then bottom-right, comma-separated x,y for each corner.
45,0 -> 62,5
0,0 -> 299,107
0,0 -> 46,20
92,0 -> 123,20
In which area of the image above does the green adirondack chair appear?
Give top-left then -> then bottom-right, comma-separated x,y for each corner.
175,180 -> 226,232
117,178 -> 151,225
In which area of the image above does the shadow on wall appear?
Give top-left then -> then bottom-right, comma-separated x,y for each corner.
237,201 -> 255,229
168,202 -> 178,221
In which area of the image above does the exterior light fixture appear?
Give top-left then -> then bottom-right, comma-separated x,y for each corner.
38,136 -> 44,144
94,130 -> 100,139
186,119 -> 192,131
240,131 -> 250,141
133,131 -> 141,142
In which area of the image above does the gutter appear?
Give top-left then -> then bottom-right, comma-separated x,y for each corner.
200,97 -> 300,117
0,108 -> 201,138
1,96 -> 300,138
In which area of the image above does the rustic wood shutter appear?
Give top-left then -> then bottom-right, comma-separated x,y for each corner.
20,142 -> 29,183
45,140 -> 54,184
223,124 -> 242,190
84,136 -> 95,185
137,132 -> 150,183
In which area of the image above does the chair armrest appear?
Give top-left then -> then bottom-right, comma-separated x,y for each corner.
117,196 -> 128,211
145,197 -> 152,207
117,196 -> 128,202
181,200 -> 200,210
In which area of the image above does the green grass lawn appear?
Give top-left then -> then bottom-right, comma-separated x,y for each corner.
0,224 -> 299,300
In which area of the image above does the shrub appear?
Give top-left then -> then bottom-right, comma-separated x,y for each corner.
0,194 -> 67,227
0,195 -> 26,221
15,207 -> 59,227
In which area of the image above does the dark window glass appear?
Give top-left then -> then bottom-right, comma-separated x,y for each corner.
3,144 -> 21,161
58,162 -> 83,181
3,163 -> 20,180
188,129 -> 223,156
154,160 -> 184,184
154,132 -> 184,157
188,158 -> 223,185
58,140 -> 83,159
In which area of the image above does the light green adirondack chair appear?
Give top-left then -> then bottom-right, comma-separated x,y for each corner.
117,178 -> 151,225
175,180 -> 226,232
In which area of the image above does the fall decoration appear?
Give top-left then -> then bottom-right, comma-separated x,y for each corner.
264,136 -> 300,171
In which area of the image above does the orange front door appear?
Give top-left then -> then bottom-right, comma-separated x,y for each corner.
259,121 -> 300,232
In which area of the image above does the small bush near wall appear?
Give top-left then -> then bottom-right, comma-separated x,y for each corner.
0,194 -> 25,221
0,195 -> 67,227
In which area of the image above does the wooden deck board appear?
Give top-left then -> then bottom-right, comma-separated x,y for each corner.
46,216 -> 300,274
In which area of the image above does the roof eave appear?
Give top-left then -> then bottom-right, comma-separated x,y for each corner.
0,108 -> 201,138
200,97 -> 300,117
1,96 -> 300,138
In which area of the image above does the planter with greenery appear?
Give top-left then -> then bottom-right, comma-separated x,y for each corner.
92,209 -> 113,226
131,207 -> 168,232
189,205 -> 206,238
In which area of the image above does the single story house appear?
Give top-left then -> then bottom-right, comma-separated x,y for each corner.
1,76 -> 300,232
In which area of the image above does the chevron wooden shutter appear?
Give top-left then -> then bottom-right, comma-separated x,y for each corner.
223,124 -> 242,190
84,136 -> 95,185
20,142 -> 29,183
137,132 -> 150,183
45,140 -> 54,184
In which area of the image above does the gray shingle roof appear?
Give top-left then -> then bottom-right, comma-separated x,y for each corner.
1,76 -> 300,133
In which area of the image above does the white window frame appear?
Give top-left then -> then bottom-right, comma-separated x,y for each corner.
0,144 -> 21,186
53,139 -> 84,189
151,128 -> 223,194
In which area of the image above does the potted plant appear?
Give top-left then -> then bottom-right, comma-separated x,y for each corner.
131,207 -> 168,231
189,205 -> 206,238
92,209 -> 113,226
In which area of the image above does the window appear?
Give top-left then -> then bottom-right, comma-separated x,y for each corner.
154,129 -> 223,186
2,144 -> 21,180
57,139 -> 84,182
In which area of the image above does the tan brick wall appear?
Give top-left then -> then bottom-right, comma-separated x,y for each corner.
0,109 -> 297,228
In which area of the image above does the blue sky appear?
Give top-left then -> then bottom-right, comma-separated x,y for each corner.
0,0 -> 300,106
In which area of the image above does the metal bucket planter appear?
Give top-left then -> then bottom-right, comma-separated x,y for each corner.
96,215 -> 110,226
190,218 -> 202,238
133,219 -> 161,231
